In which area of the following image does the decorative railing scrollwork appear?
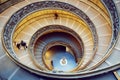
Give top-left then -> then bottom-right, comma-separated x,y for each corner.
2,1 -> 98,64
1,0 -> 119,79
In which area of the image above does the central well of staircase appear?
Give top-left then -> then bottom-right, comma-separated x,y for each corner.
29,25 -> 84,72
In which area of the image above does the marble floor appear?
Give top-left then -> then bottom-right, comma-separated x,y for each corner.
52,51 -> 77,71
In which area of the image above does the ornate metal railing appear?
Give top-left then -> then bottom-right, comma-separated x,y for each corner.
29,25 -> 84,70
103,0 -> 119,41
1,0 -> 119,79
87,0 -> 120,70
2,1 -> 98,59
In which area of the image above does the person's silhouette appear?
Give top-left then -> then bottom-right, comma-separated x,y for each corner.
54,13 -> 58,19
20,40 -> 27,50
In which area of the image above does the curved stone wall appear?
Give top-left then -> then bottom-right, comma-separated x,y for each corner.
1,0 -> 120,79
0,0 -> 23,13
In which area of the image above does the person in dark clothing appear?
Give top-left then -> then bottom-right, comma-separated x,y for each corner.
54,13 -> 58,19
20,40 -> 27,50
14,41 -> 21,50
51,60 -> 53,66
16,43 -> 21,49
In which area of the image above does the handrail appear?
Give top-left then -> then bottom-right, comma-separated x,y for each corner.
83,0 -> 120,70
75,0 -> 120,72
1,0 -> 119,79
78,0 -> 111,26
13,12 -> 89,40
28,25 -> 84,71
9,1 -> 97,71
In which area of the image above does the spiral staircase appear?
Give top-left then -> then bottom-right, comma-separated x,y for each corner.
0,0 -> 120,80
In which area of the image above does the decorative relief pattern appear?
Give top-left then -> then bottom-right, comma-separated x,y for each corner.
2,0 -> 119,77
3,1 -> 98,59
102,0 -> 119,47
29,25 -> 84,60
